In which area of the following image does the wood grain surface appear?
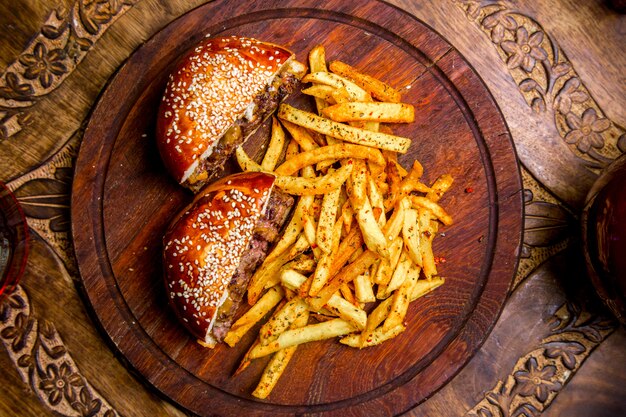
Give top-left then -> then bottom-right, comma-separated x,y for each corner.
1,1 -> 624,416
71,1 -> 522,415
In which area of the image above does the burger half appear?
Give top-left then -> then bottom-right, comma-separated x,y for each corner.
156,36 -> 306,192
162,172 -> 294,347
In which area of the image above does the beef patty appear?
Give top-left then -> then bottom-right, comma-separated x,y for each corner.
212,188 -> 294,340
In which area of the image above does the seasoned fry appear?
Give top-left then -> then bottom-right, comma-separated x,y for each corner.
327,294 -> 367,330
224,286 -> 285,347
302,85 -> 337,104
411,196 -> 453,226
341,324 -> 405,348
248,319 -> 357,359
252,311 -> 309,399
248,234 -> 309,304
377,251 -> 411,299
261,117 -> 286,171
303,71 -> 372,102
426,174 -> 454,202
411,277 -> 445,300
281,120 -> 319,152
317,184 -> 341,253
278,104 -> 411,153
348,160 -> 388,259
418,209 -> 438,280
329,60 -> 402,103
402,208 -> 423,267
310,219 -> 342,296
383,262 -> 420,331
372,236 -> 403,286
331,226 -> 363,271
309,250 -> 379,311
275,142 -> 385,175
354,270 -> 376,303
259,297 -> 309,346
274,163 -> 352,195
322,102 -> 414,123
308,45 -> 330,115
236,146 -> 263,172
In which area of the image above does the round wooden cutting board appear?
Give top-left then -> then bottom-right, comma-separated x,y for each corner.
71,1 -> 523,416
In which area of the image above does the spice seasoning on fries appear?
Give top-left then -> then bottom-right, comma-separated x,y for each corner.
224,44 -> 454,399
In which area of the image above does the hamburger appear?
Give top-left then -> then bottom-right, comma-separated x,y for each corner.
162,172 -> 294,347
156,35 -> 306,192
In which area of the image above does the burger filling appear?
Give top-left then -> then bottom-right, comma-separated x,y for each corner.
185,63 -> 303,190
211,188 -> 295,340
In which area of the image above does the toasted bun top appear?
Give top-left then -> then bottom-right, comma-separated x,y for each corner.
156,36 -> 294,184
163,172 -> 276,341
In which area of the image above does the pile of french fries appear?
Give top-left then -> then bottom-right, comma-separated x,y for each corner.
225,45 -> 454,399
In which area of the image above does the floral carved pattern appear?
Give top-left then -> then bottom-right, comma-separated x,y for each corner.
0,0 -> 137,141
454,0 -> 626,172
514,168 -> 574,288
467,303 -> 616,417
0,286 -> 118,417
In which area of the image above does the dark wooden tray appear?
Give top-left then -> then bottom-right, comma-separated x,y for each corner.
71,1 -> 523,415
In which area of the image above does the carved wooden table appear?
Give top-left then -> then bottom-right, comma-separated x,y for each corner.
1,1 -> 624,416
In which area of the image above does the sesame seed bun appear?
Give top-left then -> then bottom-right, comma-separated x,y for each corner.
156,36 -> 305,191
162,171 -> 276,347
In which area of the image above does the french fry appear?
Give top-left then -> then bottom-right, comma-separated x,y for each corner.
248,319 -> 357,359
329,60 -> 402,103
302,213 -> 322,260
377,251 -> 411,299
411,196 -> 453,226
383,262 -> 420,332
252,311 -> 309,399
302,71 -> 372,102
236,146 -> 264,172
274,142 -> 385,175
326,293 -> 367,330
317,184 -> 341,253
382,197 -> 408,242
310,218 -> 343,296
322,102 -> 414,123
248,234 -> 309,304
308,45 -> 330,115
341,324 -> 405,348
426,174 -> 454,202
411,277 -> 445,300
331,226 -> 363,271
302,85 -> 337,104
418,209 -> 438,280
278,104 -> 411,153
372,236 -> 403,285
399,160 -> 426,195
348,160 -> 388,258
354,269 -> 376,303
259,297 -> 309,346
402,208 -> 423,267
261,117 -> 286,171
224,286 -> 285,347
281,120 -> 319,152
280,255 -> 316,275
355,197 -> 389,259
274,163 -> 352,195
285,137 -> 300,160
368,177 -> 386,227
308,250 -> 379,311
